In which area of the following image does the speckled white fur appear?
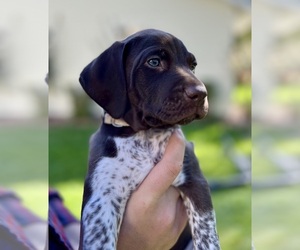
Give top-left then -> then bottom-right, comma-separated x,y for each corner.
81,127 -> 186,249
182,195 -> 220,249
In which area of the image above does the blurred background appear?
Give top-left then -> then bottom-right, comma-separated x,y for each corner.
0,0 -> 48,219
2,0 -> 299,249
0,0 -> 48,249
49,0 -> 251,249
252,1 -> 300,249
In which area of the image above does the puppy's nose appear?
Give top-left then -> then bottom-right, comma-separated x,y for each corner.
184,85 -> 207,101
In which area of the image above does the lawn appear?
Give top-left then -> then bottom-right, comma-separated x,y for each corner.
49,118 -> 251,250
252,124 -> 300,249
0,123 -> 48,219
253,186 -> 300,249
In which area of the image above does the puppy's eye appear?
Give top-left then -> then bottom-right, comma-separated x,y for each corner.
190,62 -> 197,72
147,58 -> 160,67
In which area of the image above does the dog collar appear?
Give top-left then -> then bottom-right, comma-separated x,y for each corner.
103,113 -> 130,127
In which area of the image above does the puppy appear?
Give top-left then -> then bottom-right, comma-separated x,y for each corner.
79,29 -> 220,250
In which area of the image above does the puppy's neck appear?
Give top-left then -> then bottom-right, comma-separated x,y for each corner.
102,112 -> 179,138
104,113 -> 130,127
101,113 -> 136,137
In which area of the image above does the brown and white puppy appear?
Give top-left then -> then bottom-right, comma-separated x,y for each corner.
79,29 -> 220,250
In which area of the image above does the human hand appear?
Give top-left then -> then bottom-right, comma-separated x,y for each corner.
117,130 -> 188,250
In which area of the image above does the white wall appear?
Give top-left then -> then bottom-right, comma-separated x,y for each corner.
49,0 -> 243,118
0,0 -> 47,119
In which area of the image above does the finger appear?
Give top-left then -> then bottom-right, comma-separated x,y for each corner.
139,129 -> 185,199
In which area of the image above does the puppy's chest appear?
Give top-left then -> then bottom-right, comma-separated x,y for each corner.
91,128 -> 174,193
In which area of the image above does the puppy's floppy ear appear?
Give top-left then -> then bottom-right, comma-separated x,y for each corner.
79,41 -> 128,119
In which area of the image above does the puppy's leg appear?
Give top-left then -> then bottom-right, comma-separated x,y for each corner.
81,195 -> 127,250
178,143 -> 220,250
180,193 -> 219,250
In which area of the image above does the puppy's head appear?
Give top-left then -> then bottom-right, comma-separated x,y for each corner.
80,29 -> 208,131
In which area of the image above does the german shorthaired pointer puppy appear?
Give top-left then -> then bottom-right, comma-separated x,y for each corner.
79,29 -> 220,250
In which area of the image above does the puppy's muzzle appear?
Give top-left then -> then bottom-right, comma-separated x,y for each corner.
184,85 -> 207,102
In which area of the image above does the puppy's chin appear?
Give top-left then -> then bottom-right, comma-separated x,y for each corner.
143,111 -> 207,128
176,111 -> 207,125
178,115 -> 198,125
143,116 -> 170,128
141,99 -> 209,128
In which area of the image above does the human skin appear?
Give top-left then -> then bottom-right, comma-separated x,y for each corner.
117,130 -> 188,250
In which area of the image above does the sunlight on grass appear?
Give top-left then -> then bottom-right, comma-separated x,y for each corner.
220,227 -> 248,249
234,138 -> 251,155
0,125 -> 48,220
50,122 -> 251,249
253,186 -> 300,249
54,181 -> 84,219
0,125 -> 48,184
213,186 -> 251,250
274,139 -> 300,154
10,181 -> 48,219
183,121 -> 250,177
252,147 -> 280,177
194,143 -> 236,177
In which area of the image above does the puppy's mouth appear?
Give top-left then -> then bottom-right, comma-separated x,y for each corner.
143,98 -> 209,128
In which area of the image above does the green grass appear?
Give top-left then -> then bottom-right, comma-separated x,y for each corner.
253,186 -> 300,249
49,119 -> 251,249
214,186 -> 251,249
3,117 -> 298,250
252,124 -> 300,249
0,124 -> 48,219
182,121 -> 250,177
252,124 -> 300,177
49,124 -> 93,184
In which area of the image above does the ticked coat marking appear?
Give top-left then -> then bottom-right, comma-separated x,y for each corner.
82,128 -> 176,248
79,29 -> 220,250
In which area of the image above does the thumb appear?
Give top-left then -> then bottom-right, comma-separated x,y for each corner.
139,129 -> 185,200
